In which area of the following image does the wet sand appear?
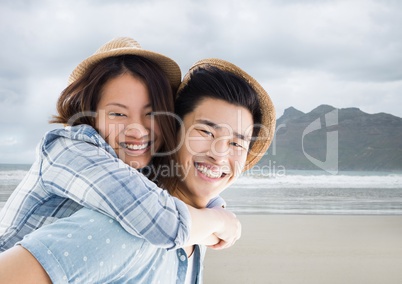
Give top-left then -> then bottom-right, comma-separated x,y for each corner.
203,214 -> 402,284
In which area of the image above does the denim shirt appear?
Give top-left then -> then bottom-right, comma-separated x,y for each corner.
20,208 -> 207,283
0,124 -> 206,251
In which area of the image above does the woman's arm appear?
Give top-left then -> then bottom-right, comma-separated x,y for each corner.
40,126 -> 240,249
40,128 -> 189,249
0,205 -> 240,283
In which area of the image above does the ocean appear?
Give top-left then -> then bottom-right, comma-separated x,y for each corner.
224,170 -> 402,215
1,164 -> 401,215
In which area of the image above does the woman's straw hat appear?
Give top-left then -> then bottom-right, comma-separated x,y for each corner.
179,58 -> 276,171
68,37 -> 181,91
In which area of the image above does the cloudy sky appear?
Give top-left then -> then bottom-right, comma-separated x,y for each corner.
1,0 -> 401,164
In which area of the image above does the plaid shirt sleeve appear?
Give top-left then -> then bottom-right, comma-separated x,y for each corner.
39,127 -> 190,249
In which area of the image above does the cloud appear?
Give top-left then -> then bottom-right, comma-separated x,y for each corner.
0,0 -> 401,164
0,137 -> 17,147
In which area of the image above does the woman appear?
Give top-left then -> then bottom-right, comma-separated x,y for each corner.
0,37 -> 240,254
0,59 -> 276,283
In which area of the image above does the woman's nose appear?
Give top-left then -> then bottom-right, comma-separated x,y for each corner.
123,122 -> 149,138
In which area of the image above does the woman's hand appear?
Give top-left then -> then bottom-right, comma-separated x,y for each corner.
185,206 -> 241,249
207,207 -> 241,250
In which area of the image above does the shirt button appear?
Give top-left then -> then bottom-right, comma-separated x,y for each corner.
180,255 -> 186,262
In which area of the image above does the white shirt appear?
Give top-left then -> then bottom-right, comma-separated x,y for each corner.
185,252 -> 195,284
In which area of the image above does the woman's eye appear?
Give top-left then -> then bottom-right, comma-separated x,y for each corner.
109,112 -> 126,117
145,111 -> 155,116
200,129 -> 214,138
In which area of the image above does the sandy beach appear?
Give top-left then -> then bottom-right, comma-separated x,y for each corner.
204,214 -> 402,284
2,194 -> 402,283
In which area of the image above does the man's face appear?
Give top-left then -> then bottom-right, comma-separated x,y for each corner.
175,98 -> 253,208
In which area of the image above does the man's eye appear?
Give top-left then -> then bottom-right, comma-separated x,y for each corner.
230,141 -> 246,149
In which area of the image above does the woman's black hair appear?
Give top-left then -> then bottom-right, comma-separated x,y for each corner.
51,55 -> 176,184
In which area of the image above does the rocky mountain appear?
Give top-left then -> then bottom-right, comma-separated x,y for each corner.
259,105 -> 402,172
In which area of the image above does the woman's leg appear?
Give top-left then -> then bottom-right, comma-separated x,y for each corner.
0,245 -> 51,284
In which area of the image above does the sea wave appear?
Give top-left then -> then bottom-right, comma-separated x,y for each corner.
236,173 -> 402,189
1,168 -> 402,189
0,170 -> 28,182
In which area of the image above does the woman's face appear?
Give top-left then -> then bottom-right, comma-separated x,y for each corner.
175,98 -> 254,208
95,73 -> 161,169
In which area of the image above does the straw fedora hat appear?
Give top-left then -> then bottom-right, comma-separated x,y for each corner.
68,37 -> 182,91
178,58 -> 276,171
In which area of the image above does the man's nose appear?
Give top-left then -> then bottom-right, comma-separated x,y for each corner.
208,138 -> 230,164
